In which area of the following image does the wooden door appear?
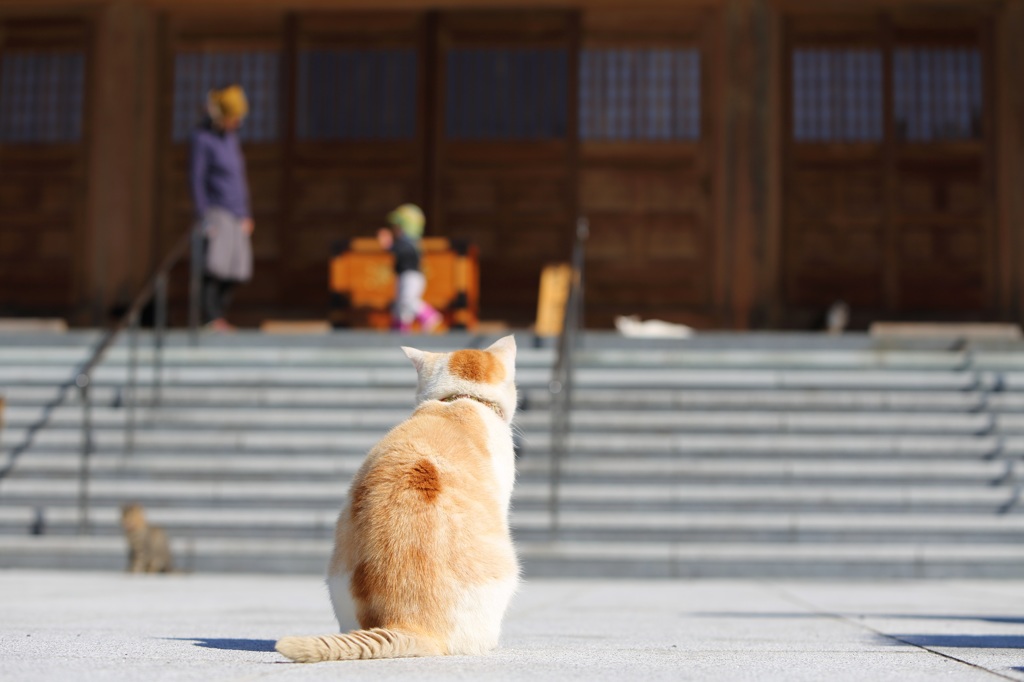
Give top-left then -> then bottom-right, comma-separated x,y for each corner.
158,15 -> 285,324
578,10 -> 719,327
285,12 -> 428,319
432,10 -> 579,326
891,22 -> 992,314
0,17 -> 89,318
782,11 -> 994,327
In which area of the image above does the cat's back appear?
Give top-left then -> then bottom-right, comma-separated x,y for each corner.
339,400 -> 515,619
357,400 -> 506,516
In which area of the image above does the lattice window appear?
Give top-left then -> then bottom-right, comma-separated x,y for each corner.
894,47 -> 982,142
0,50 -> 85,143
792,48 -> 883,142
296,48 -> 417,141
446,47 -> 568,139
172,51 -> 281,143
580,48 -> 701,141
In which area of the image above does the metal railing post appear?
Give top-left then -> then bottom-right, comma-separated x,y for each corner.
189,226 -> 203,346
575,217 -> 588,328
76,373 -> 92,535
154,273 -> 168,406
548,216 -> 588,535
124,311 -> 139,457
549,371 -> 568,534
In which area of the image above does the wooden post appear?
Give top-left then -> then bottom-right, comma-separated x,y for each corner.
83,1 -> 159,324
996,0 -> 1024,320
722,0 -> 773,329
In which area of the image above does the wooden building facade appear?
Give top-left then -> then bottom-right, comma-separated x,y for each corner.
1,0 -> 1022,329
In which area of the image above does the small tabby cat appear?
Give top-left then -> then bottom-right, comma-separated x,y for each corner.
276,335 -> 520,662
120,502 -> 173,573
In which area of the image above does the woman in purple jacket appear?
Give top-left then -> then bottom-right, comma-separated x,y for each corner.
190,85 -> 253,332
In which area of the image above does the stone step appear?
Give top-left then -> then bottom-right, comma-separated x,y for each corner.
0,346 -> 556,369
0,365 -> 545,389
4,505 -> 1024,544
5,451 -> 1009,485
3,534 -> 1024,578
3,405 -> 1013,435
0,366 -> 1006,391
1,385 -> 418,409
519,540 -> 1024,578
560,433 -> 1010,458
532,389 -> 1002,411
8,341 -> 1024,372
0,436 -> 1007,462
1,478 -> 1016,513
2,426 -> 1014,457
9,385 -> 1017,414
0,347 -> 967,371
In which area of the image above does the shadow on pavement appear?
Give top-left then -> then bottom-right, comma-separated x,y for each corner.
169,637 -> 278,652
692,612 -> 1024,626
886,634 -> 1024,649
690,613 -> 1024,649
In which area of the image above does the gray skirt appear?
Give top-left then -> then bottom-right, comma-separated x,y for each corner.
201,207 -> 252,282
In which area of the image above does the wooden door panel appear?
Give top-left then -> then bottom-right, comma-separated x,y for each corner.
790,270 -> 884,308
785,162 -> 885,308
0,19 -> 88,317
782,12 -> 994,325
895,162 -> 984,217
787,166 -> 885,224
434,10 -> 577,325
589,264 -> 710,307
646,215 -> 705,260
578,10 -> 717,327
284,13 -> 427,320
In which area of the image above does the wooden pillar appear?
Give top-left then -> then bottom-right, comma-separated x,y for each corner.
82,1 -> 159,324
996,0 -> 1024,320
721,0 -> 774,329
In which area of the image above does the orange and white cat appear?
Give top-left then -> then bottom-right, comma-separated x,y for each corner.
276,336 -> 520,662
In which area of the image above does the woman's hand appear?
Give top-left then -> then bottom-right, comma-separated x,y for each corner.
242,218 -> 254,236
377,227 -> 393,249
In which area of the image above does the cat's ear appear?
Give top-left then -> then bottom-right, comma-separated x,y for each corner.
402,346 -> 427,373
486,335 -> 517,364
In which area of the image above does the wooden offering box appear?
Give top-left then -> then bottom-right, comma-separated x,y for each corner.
329,237 -> 479,331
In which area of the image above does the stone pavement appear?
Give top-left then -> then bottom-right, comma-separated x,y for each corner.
2,570 -> 1024,681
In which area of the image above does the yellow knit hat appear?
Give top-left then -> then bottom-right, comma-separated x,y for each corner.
386,204 -> 425,239
208,85 -> 248,121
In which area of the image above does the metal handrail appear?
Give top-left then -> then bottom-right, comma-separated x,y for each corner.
959,346 -> 1018,513
548,216 -> 588,534
0,231 -> 199,495
0,227 -> 204,535
70,228 -> 200,533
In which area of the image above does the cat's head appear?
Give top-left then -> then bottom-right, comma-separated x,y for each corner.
402,335 -> 518,423
121,502 -> 146,531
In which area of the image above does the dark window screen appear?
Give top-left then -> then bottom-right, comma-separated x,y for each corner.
792,48 -> 883,142
0,50 -> 85,143
894,47 -> 982,142
446,47 -> 568,140
580,48 -> 701,141
296,48 -> 417,141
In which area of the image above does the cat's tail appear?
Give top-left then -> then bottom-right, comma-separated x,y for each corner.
275,628 -> 441,663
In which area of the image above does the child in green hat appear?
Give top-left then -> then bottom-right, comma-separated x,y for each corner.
377,204 -> 442,333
